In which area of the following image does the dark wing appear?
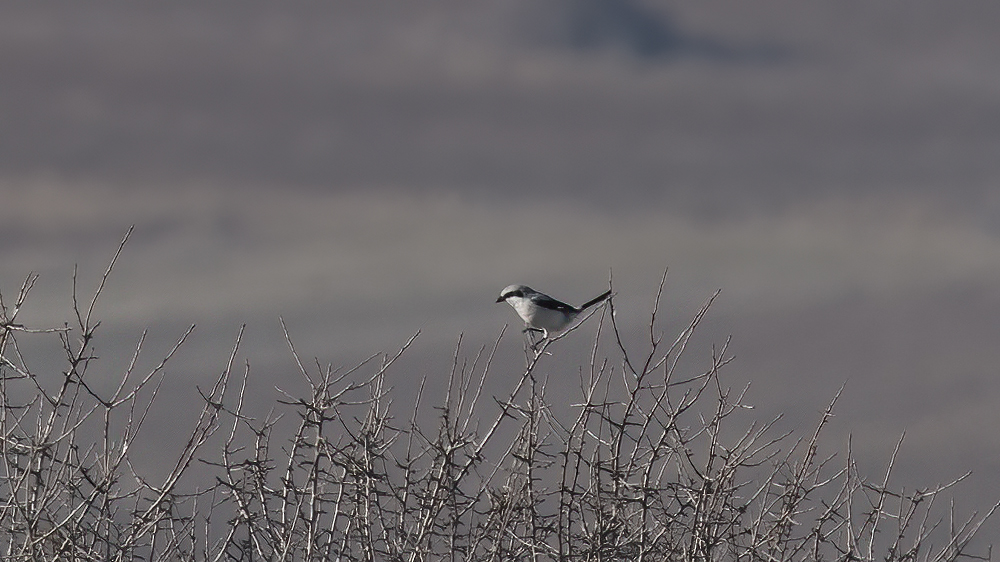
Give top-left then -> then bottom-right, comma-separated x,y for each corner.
531,293 -> 578,313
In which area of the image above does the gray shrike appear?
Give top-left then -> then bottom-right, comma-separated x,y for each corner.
496,284 -> 612,340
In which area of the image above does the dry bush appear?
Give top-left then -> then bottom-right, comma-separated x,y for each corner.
0,231 -> 996,561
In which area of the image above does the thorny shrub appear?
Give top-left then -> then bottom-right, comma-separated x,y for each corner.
0,230 -> 996,561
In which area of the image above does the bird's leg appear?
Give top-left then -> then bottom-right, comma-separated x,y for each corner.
523,326 -> 545,349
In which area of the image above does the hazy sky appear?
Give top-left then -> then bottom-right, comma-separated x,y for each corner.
3,0 -> 1000,542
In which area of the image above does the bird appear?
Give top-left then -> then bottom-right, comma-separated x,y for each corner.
496,284 -> 612,341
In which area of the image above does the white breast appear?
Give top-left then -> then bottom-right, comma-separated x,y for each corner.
509,297 -> 572,336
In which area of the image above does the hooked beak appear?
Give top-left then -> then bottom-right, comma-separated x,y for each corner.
495,296 -> 505,303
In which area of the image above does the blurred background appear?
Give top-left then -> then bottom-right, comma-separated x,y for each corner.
3,0 -> 1000,537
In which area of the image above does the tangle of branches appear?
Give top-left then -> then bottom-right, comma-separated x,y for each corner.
0,230 -> 996,561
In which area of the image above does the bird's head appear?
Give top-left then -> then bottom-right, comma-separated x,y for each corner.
496,284 -> 531,303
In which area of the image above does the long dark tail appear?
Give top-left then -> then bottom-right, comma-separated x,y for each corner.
579,289 -> 612,310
